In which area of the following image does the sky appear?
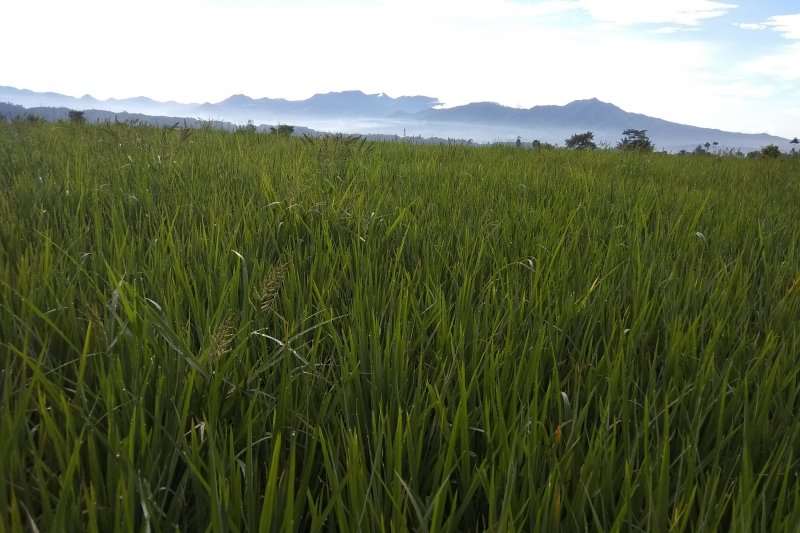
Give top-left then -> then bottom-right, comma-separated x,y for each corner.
2,0 -> 799,138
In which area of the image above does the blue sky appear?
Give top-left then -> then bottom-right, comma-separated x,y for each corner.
2,0 -> 799,137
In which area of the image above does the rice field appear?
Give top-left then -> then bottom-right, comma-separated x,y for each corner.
1,120 -> 800,531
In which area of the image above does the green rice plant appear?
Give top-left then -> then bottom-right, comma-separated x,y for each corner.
1,120 -> 799,531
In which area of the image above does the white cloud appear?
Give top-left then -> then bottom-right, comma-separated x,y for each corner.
577,0 -> 737,27
740,42 -> 800,81
786,107 -> 800,120
736,13 -> 800,39
650,26 -> 702,34
763,13 -> 800,39
378,0 -> 580,23
735,23 -> 767,30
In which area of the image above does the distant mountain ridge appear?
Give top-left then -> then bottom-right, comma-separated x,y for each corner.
0,85 -> 792,151
195,90 -> 441,119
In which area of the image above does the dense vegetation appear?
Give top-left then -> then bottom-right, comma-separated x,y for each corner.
2,120 -> 799,531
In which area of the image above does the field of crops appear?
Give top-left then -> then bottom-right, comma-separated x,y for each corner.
2,120 -> 800,531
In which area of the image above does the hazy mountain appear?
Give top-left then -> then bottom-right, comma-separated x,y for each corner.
404,98 -> 790,151
192,90 -> 441,122
1,85 -> 792,152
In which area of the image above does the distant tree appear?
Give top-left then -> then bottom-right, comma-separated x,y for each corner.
760,145 -> 781,158
236,120 -> 258,134
617,129 -> 653,152
270,124 -> 294,136
565,131 -> 596,150
515,136 -> 522,148
532,139 -> 556,150
745,145 -> 782,159
704,142 -> 711,150
693,145 -> 708,155
68,110 -> 85,123
790,137 -> 799,145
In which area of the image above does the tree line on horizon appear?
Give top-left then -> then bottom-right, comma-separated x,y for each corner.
526,129 -> 800,159
4,108 -> 798,158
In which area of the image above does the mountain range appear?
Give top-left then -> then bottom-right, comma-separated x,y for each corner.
0,85 -> 792,152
